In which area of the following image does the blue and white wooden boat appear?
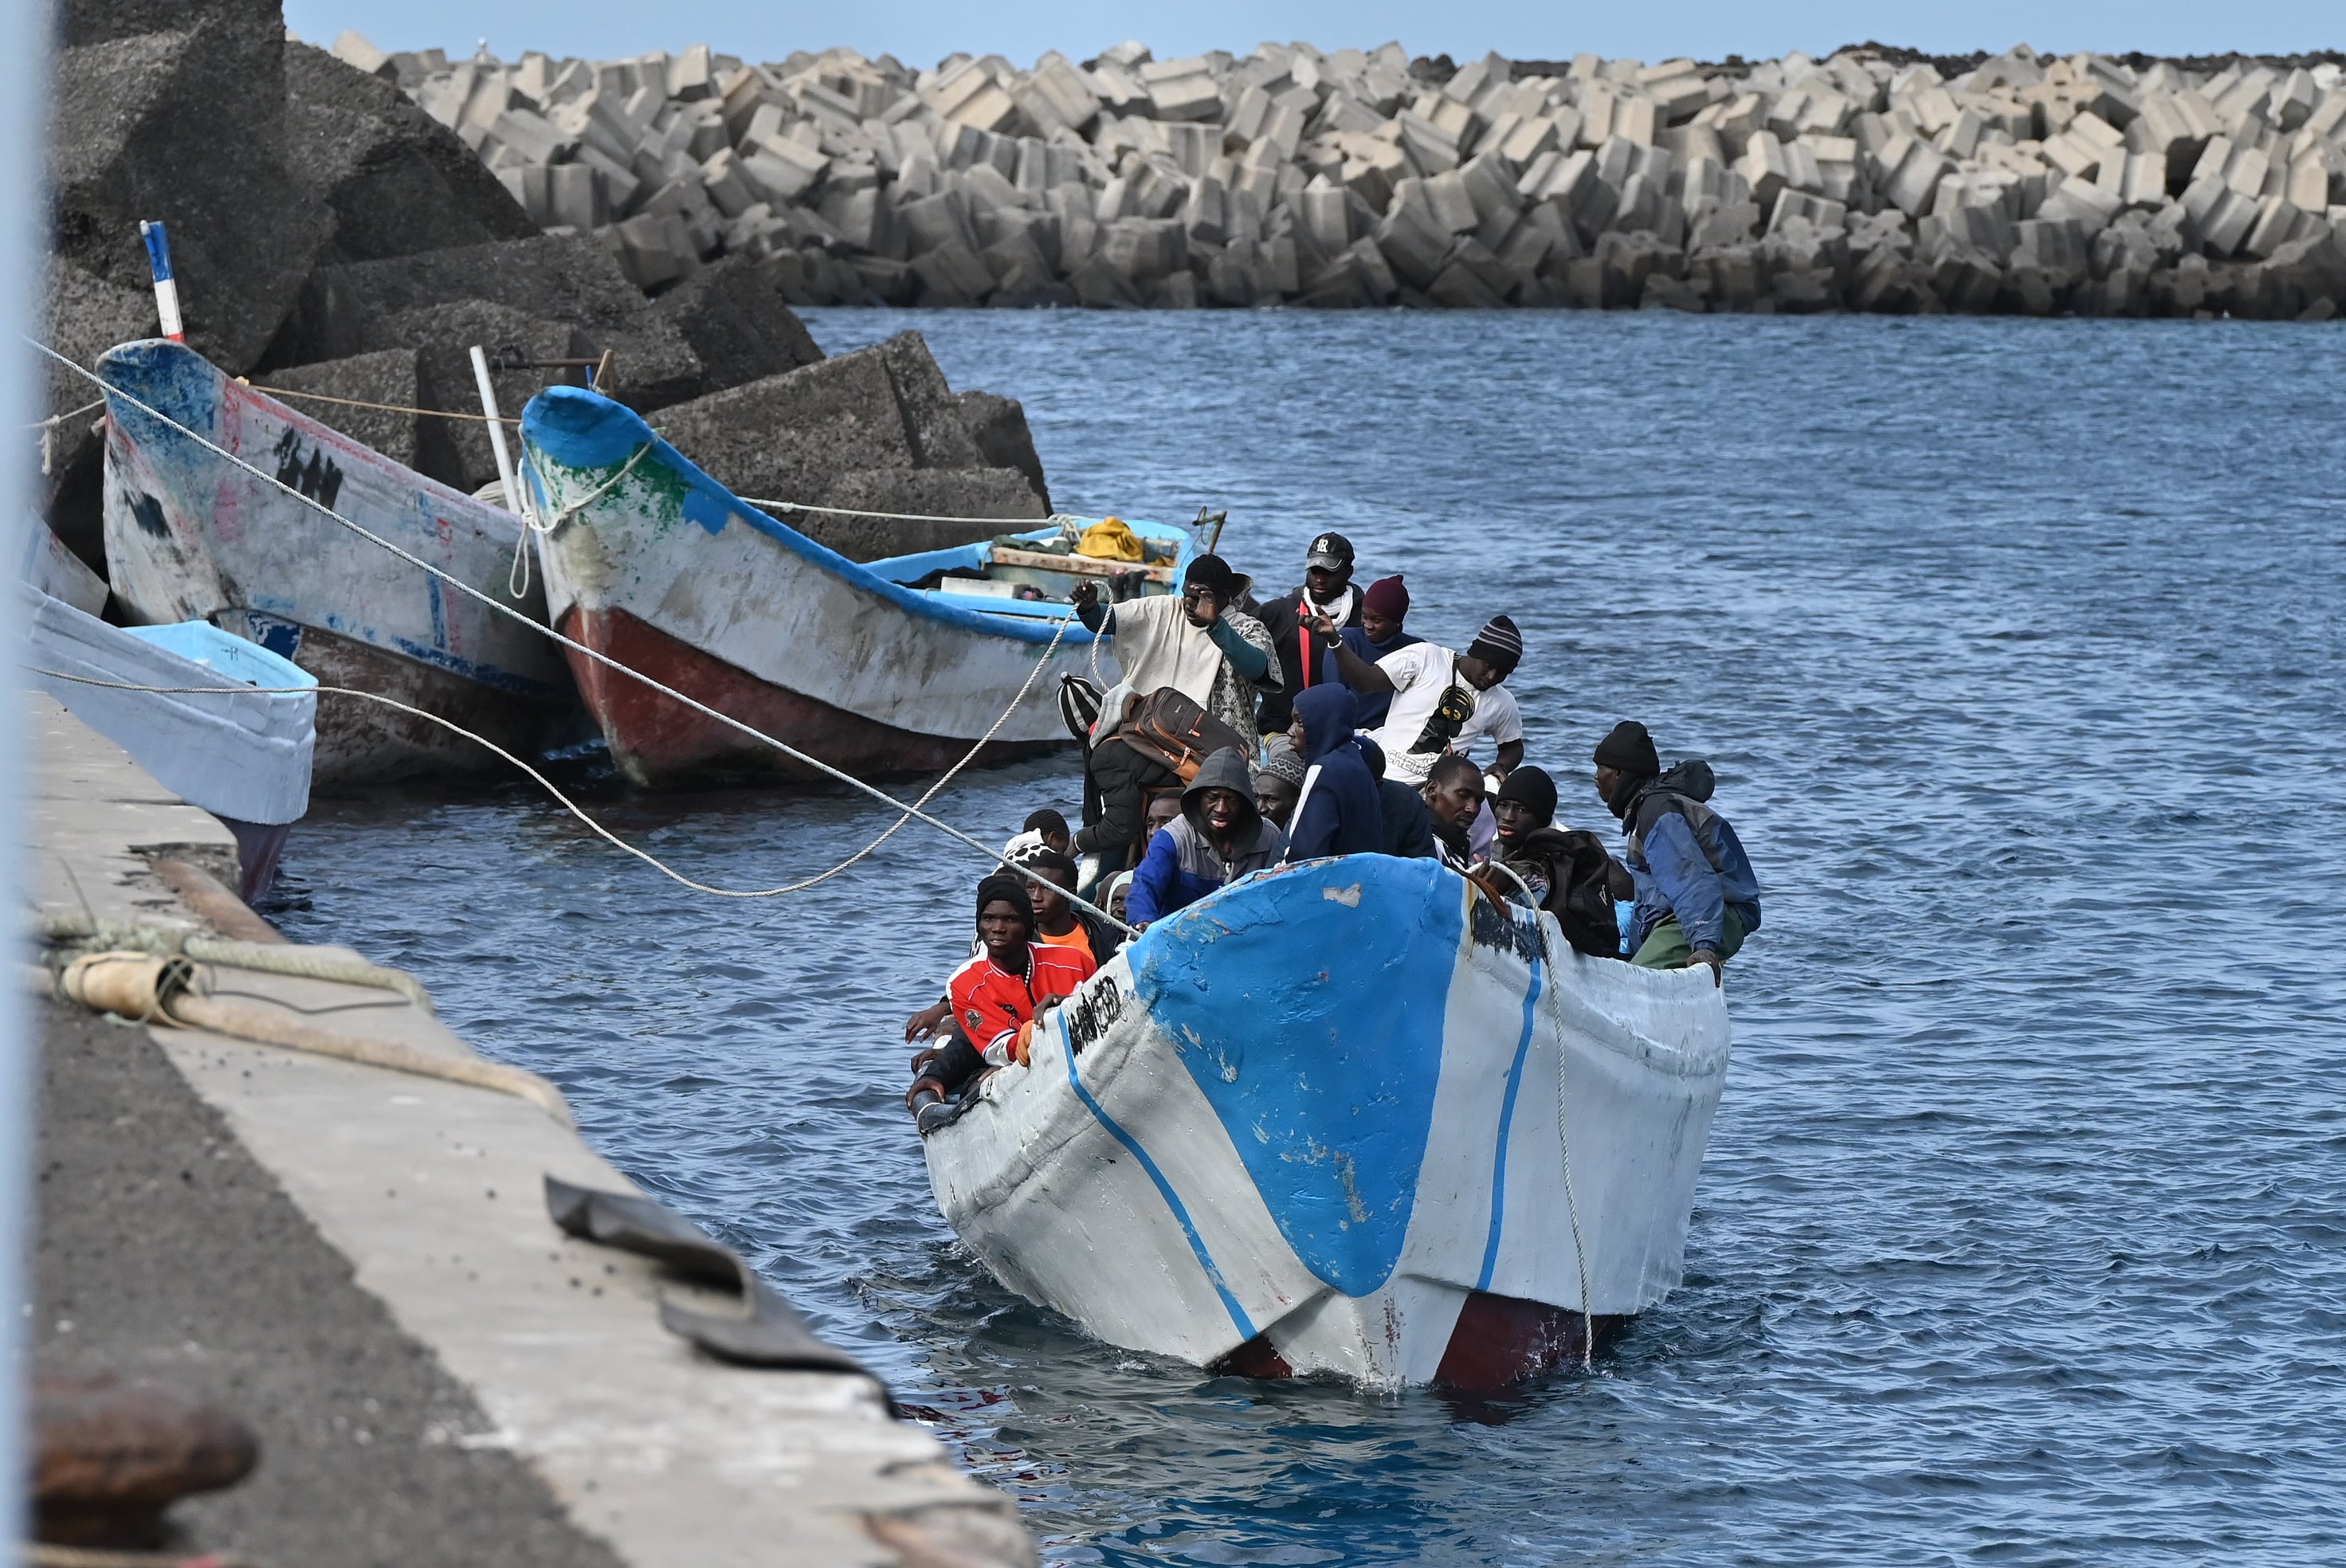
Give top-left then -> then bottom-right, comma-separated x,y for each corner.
96,339 -> 574,787
21,582 -> 316,897
519,383 -> 1188,787
922,855 -> 1732,1390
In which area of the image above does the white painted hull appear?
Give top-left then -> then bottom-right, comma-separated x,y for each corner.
96,339 -> 572,786
519,386 -> 1105,784
923,855 -> 1732,1390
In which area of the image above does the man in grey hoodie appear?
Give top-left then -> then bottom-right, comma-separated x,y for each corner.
1126,747 -> 1289,926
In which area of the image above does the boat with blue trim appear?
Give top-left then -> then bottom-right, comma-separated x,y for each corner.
22,582 -> 316,897
921,853 -> 1732,1390
96,339 -> 573,786
517,384 -> 1189,787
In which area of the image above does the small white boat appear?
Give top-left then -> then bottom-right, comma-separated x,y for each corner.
20,582 -> 316,897
921,854 -> 1732,1390
518,384 -> 1189,788
96,339 -> 574,786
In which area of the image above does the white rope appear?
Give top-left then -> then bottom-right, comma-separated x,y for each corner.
33,628 -> 1067,900
40,343 -> 1134,935
505,441 -> 651,601
740,498 -> 1091,527
34,396 -> 109,478
1540,920 -> 1596,1371
28,397 -> 104,431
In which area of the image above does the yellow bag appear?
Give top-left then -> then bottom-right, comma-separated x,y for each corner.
1076,516 -> 1144,562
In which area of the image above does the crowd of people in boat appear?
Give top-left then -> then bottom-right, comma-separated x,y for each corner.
904,530 -> 1761,1131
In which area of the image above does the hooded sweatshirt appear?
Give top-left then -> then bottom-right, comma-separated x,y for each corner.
1284,685 -> 1384,860
1127,747 -> 1289,924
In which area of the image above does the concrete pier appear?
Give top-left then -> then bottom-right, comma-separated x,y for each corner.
22,691 -> 1033,1567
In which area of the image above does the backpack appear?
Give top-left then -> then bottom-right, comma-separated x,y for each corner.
1514,828 -> 1634,958
1113,687 -> 1251,782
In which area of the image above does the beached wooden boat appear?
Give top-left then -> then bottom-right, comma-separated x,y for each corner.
921,855 -> 1732,1390
517,384 -> 1188,787
96,339 -> 574,787
22,583 -> 316,897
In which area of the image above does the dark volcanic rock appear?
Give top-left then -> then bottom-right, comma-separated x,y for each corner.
955,390 -> 1051,512
275,233 -> 704,414
875,331 -> 984,468
49,0 -> 324,372
254,347 -> 426,470
657,346 -> 919,504
655,332 -> 1049,559
394,303 -> 582,491
283,41 -> 536,268
642,253 -> 825,397
798,469 -> 1046,560
40,259 -> 158,570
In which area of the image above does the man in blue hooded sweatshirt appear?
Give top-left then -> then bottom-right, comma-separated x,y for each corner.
1283,685 -> 1384,860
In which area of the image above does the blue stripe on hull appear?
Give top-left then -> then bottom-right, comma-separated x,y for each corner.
1477,956 -> 1546,1292
1062,1037 -> 1259,1342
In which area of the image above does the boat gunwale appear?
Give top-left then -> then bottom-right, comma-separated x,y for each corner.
520,384 -> 1189,652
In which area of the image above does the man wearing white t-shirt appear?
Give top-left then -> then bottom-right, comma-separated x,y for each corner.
1306,611 -> 1527,786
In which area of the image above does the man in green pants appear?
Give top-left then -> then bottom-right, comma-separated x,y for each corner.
1591,721 -> 1762,985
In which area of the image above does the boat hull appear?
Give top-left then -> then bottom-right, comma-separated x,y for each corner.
96,339 -> 573,786
923,855 -> 1732,1391
520,386 -> 1102,787
559,606 -> 1061,786
227,611 -> 566,787
22,584 -> 314,900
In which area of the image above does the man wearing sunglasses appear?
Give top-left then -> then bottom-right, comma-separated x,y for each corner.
1073,554 -> 1279,740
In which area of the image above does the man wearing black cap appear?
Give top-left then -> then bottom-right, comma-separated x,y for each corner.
1073,554 -> 1279,739
1253,531 -> 1364,738
1312,610 -> 1527,788
1592,721 -> 1762,985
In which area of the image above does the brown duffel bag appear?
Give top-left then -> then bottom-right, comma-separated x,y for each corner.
1112,687 -> 1250,782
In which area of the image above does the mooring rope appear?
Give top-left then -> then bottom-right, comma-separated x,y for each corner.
237,378 -> 516,425
33,613 -> 1069,901
35,340 -> 1134,935
738,496 -> 1090,527
1540,923 -> 1598,1372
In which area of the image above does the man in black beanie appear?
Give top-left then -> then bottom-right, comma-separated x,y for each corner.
1593,722 -> 1762,984
1312,609 -> 1527,787
908,867 -> 1100,1129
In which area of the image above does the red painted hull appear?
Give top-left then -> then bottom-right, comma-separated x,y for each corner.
559,606 -> 1065,787
1210,1293 -> 1630,1391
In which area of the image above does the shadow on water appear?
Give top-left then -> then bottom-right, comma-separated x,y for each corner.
273,310 -> 2346,1566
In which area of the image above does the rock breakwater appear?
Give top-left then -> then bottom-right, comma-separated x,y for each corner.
40,0 -> 1052,579
347,35 -> 2346,319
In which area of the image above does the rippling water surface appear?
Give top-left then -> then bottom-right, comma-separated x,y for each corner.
269,311 -> 2346,1564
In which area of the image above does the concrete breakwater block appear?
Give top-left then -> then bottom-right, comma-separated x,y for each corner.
39,2 -> 1055,576
284,41 -> 539,268
254,347 -> 428,469
649,330 -> 1050,555
52,0 -> 325,371
337,31 -> 2346,319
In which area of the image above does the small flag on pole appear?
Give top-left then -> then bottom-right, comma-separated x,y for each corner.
139,220 -> 184,343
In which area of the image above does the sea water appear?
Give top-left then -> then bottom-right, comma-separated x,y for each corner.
270,310 -> 2346,1565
